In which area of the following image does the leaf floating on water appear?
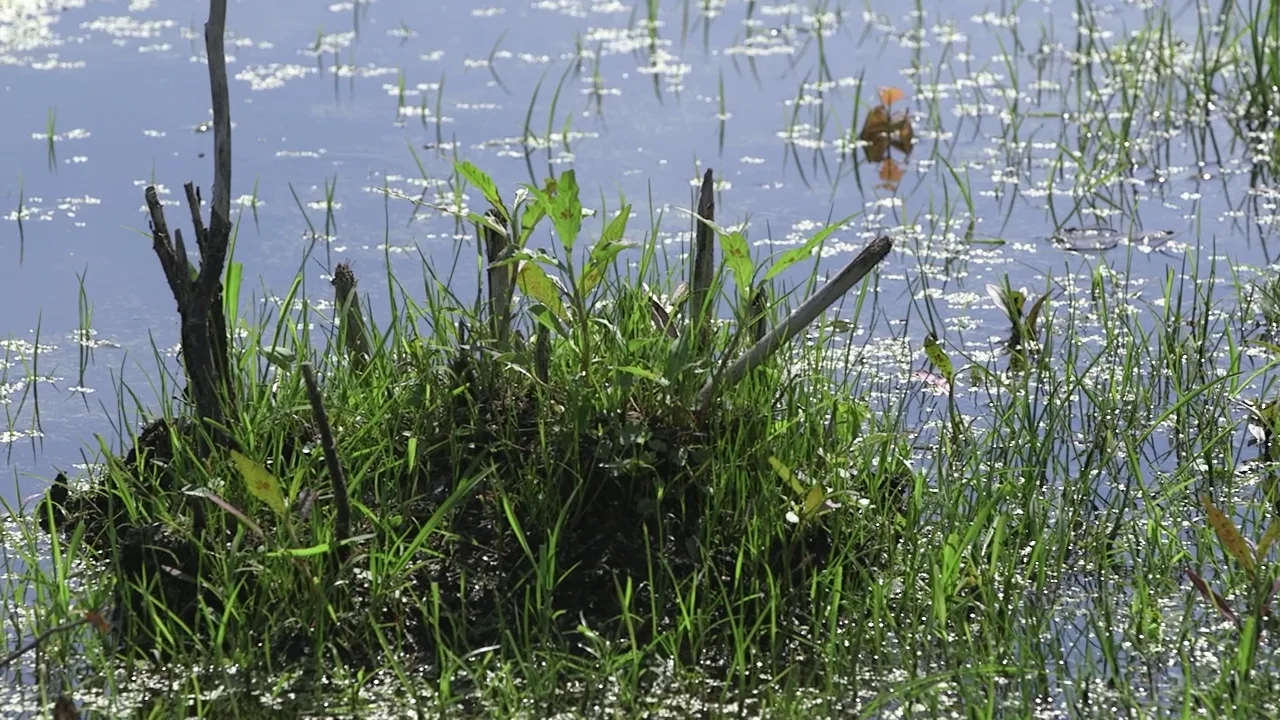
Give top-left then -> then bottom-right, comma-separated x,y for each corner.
229,449 -> 287,518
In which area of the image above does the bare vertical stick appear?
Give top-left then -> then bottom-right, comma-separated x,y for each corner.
205,0 -> 231,237
143,0 -> 236,448
300,363 -> 351,556
332,263 -> 372,371
482,208 -> 513,347
694,236 -> 892,412
689,169 -> 715,343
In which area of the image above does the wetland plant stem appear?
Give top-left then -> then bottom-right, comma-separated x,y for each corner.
301,363 -> 352,555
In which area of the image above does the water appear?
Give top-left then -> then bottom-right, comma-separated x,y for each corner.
2,1 -> 1279,712
5,0 -> 1276,496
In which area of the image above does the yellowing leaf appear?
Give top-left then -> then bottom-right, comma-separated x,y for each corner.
229,449 -> 287,517
721,231 -> 754,295
1201,495 -> 1256,576
1257,518 -> 1280,561
803,485 -> 826,517
517,261 -> 567,320
769,455 -> 805,497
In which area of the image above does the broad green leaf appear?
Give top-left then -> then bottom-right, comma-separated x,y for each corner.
598,204 -> 631,247
1025,289 -> 1052,339
517,261 -> 567,320
1201,496 -> 1256,576
582,241 -> 631,295
1257,518 -> 1280,561
610,365 -> 668,385
768,455 -> 806,497
467,211 -> 508,238
518,199 -> 547,246
229,449 -> 286,517
582,208 -> 632,295
679,207 -> 732,238
763,213 -> 858,281
802,485 -> 826,517
224,260 -> 243,324
547,169 -> 582,252
720,231 -> 754,295
456,161 -> 508,221
260,344 -> 297,371
923,333 -> 955,383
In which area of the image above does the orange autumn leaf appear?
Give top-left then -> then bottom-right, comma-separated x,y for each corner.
878,86 -> 906,107
879,158 -> 905,184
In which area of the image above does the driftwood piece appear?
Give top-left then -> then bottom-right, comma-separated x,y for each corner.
694,236 -> 892,413
144,0 -> 235,441
689,169 -> 716,341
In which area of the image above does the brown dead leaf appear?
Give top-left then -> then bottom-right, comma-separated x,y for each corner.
859,105 -> 891,144
83,609 -> 110,634
894,111 -> 914,151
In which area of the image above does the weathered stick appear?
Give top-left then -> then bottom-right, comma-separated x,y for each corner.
331,263 -> 372,372
300,363 -> 351,557
688,169 -> 715,342
143,0 -> 235,441
481,208 -> 514,348
694,236 -> 892,412
205,0 -> 232,236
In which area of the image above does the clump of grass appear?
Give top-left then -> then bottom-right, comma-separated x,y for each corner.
23,161 -> 898,709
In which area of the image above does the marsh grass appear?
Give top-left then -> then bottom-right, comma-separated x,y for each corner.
9,0 -> 1280,717
8,155 -> 1280,717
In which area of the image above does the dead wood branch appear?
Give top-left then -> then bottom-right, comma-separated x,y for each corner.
694,236 -> 892,413
144,0 -> 235,443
